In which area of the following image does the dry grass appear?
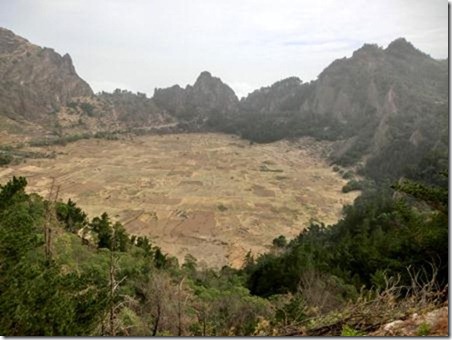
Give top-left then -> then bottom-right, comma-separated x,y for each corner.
0,133 -> 358,268
274,265 -> 447,336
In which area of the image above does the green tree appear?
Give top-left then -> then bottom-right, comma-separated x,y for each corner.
272,235 -> 287,248
91,212 -> 113,249
56,199 -> 88,233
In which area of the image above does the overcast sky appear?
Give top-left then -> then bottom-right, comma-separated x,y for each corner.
0,0 -> 448,98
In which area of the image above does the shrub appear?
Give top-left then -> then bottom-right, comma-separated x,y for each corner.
341,325 -> 365,336
217,204 -> 228,212
79,102 -> 95,116
0,152 -> 13,166
272,235 -> 287,248
342,170 -> 354,180
342,180 -> 363,193
417,322 -> 431,336
67,101 -> 78,109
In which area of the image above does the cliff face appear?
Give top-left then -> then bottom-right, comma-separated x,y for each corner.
0,28 -> 447,181
154,71 -> 239,126
240,77 -> 312,114
232,38 -> 447,178
243,39 -> 446,137
0,27 -> 93,122
302,38 -> 447,129
96,89 -> 174,127
0,28 -> 177,136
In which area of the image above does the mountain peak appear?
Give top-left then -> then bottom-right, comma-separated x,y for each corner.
385,37 -> 427,58
0,27 -> 31,53
193,71 -> 217,89
199,70 -> 212,78
195,71 -> 213,83
387,37 -> 412,49
0,27 -> 93,121
352,43 -> 383,57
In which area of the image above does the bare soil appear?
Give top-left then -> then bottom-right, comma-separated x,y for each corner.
0,133 -> 359,268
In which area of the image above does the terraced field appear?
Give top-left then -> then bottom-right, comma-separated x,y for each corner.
0,133 -> 359,268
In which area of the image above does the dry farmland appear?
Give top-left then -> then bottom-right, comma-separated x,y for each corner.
0,133 -> 359,268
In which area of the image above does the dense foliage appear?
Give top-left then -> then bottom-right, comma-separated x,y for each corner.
245,178 -> 448,297
0,177 -> 271,336
0,158 -> 447,335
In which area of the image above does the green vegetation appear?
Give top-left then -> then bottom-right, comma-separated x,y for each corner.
217,203 -> 228,212
28,130 -> 121,147
79,102 -> 95,116
259,164 -> 284,172
417,322 -> 431,336
66,101 -> 96,116
67,101 -> 78,109
341,179 -> 363,193
94,131 -> 119,140
29,133 -> 93,147
0,151 -> 13,165
0,146 -> 56,166
272,235 -> 287,248
0,176 -> 271,335
341,325 -> 365,336
0,149 -> 447,335
245,177 -> 448,297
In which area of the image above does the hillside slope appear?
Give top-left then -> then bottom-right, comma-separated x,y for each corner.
0,28 -> 448,183
0,27 -> 93,123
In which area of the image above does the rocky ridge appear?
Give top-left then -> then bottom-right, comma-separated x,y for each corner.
154,71 -> 239,128
0,27 -> 93,123
0,28 -> 448,182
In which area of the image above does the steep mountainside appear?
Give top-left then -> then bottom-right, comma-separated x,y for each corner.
306,39 -> 448,179
0,28 -> 447,182
303,40 -> 447,144
54,91 -> 176,137
154,71 -> 239,128
94,89 -> 175,129
226,39 -> 448,181
240,77 -> 311,114
0,27 -> 93,123
150,39 -> 447,182
0,28 -> 175,138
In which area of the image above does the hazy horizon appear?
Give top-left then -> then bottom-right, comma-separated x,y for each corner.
1,0 -> 447,98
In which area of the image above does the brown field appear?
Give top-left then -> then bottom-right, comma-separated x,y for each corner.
0,133 -> 359,268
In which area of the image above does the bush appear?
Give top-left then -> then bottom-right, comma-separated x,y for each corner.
0,152 -> 13,166
217,204 -> 228,212
94,131 -> 119,140
79,102 -> 95,116
341,325 -> 365,336
272,235 -> 287,248
29,133 -> 92,147
67,101 -> 78,109
342,170 -> 354,180
417,322 -> 431,336
342,179 -> 363,193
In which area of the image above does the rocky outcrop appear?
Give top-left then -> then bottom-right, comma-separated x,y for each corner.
154,71 -> 239,126
0,28 -> 178,137
233,38 -> 448,177
300,39 -> 446,129
0,27 -> 93,122
240,77 -> 311,114
53,90 -> 177,136
370,306 -> 448,336
0,28 -> 447,181
97,89 -> 174,127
